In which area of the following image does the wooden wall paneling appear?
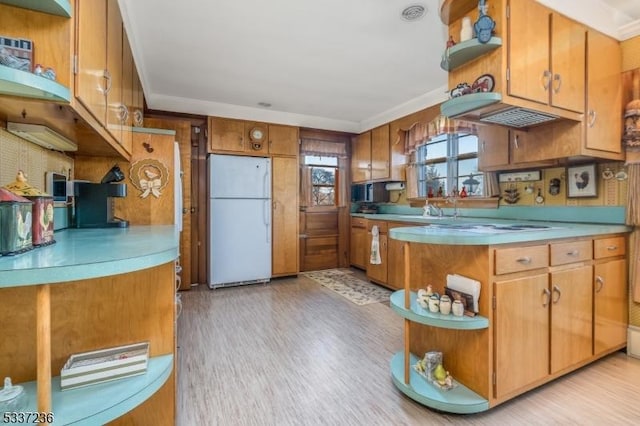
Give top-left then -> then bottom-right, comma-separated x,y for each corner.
272,156 -> 299,276
0,286 -> 38,383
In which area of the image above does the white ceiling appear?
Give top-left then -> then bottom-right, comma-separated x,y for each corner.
119,0 -> 640,134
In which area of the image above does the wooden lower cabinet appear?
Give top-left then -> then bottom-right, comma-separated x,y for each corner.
366,221 -> 387,284
594,258 -> 628,355
350,218 -> 367,269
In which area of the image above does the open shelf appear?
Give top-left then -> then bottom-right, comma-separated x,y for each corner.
390,290 -> 488,330
440,92 -> 502,119
441,37 -> 502,71
0,64 -> 71,103
0,0 -> 71,17
390,352 -> 489,414
18,354 -> 173,425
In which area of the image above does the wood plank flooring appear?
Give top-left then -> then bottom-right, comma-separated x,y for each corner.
176,271 -> 640,425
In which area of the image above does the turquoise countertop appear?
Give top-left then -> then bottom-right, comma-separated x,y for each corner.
0,226 -> 179,287
352,214 -> 630,245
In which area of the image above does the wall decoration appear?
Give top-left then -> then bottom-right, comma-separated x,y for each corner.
129,159 -> 169,198
567,164 -> 597,198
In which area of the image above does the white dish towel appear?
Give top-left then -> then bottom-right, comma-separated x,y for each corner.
370,225 -> 382,265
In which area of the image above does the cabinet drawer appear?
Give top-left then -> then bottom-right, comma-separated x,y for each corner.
495,245 -> 549,274
351,217 -> 367,228
550,240 -> 592,265
368,221 -> 388,233
594,236 -> 626,259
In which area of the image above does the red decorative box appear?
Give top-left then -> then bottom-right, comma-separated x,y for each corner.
25,195 -> 55,246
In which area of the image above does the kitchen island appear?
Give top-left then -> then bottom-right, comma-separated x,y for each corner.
0,226 -> 179,425
384,218 -> 630,413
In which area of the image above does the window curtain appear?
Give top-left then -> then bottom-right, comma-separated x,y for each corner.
405,115 -> 478,155
300,165 -> 312,208
299,135 -> 348,208
299,138 -> 347,158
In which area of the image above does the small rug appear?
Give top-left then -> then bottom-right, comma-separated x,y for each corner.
302,269 -> 392,306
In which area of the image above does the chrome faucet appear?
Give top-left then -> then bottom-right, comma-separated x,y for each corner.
426,203 -> 444,218
446,197 -> 459,220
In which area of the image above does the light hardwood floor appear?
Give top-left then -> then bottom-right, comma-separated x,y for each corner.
177,271 -> 640,425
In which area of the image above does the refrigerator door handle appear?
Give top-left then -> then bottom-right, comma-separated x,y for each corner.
264,199 -> 270,243
263,167 -> 269,198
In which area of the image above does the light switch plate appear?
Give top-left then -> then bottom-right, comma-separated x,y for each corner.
498,170 -> 541,183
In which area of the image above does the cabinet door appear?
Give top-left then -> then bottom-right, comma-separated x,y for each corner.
370,125 -> 390,180
75,0 -> 107,125
508,0 -> 550,106
269,124 -> 299,156
549,13 -> 585,113
272,157 -> 299,276
367,232 -> 387,285
594,259 -> 628,355
550,266 -> 592,374
494,273 -> 549,399
585,30 -> 622,153
106,0 -> 123,144
477,125 -> 509,170
209,117 -> 245,152
350,226 -> 367,269
120,30 -> 134,155
351,132 -> 371,183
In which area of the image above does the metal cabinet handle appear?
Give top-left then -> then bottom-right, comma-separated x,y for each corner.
566,250 -> 579,257
552,73 -> 562,93
541,70 -> 552,90
588,110 -> 597,128
607,245 -> 618,251
552,284 -> 562,303
513,134 -> 520,150
595,275 -> 604,293
542,288 -> 551,307
516,256 -> 531,264
481,140 -> 486,153
103,69 -> 112,95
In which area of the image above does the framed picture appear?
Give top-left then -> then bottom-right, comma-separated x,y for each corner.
567,164 -> 597,198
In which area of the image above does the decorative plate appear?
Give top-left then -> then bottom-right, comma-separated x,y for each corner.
472,74 -> 494,93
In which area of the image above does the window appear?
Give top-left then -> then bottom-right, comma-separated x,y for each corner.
416,133 -> 483,197
304,155 -> 338,206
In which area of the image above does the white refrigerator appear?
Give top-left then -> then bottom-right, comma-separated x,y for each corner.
208,154 -> 271,288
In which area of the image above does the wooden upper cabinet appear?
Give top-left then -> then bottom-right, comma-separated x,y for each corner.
209,117 -> 245,152
508,0 -> 585,113
75,0 -> 108,125
370,125 -> 390,180
585,30 -> 622,154
268,124 -> 299,156
351,132 -> 371,183
477,125 -> 509,170
106,0 -> 123,144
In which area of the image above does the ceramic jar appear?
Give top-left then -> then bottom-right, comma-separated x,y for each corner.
460,17 -> 473,42
428,294 -> 440,313
439,295 -> 452,315
452,300 -> 464,317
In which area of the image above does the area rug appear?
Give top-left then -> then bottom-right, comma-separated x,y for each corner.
302,269 -> 392,306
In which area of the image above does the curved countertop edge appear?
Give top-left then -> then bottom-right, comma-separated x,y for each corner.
0,226 -> 179,287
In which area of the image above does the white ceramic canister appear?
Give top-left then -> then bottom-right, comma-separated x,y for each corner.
439,295 -> 452,315
460,17 -> 473,42
428,294 -> 440,313
452,300 -> 464,317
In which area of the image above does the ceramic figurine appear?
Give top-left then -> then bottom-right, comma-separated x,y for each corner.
474,0 -> 496,43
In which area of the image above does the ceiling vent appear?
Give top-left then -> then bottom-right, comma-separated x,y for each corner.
7,122 -> 78,152
479,107 -> 558,128
401,4 -> 426,21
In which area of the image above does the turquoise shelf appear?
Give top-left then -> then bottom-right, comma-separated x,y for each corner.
0,0 -> 71,17
440,37 -> 502,71
18,354 -> 173,425
390,290 -> 488,330
440,92 -> 502,118
0,64 -> 71,103
390,352 -> 489,414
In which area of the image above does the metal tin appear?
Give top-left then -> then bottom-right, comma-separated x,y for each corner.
0,188 -> 33,255
25,195 -> 55,246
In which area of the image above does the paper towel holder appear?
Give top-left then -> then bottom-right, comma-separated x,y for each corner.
385,182 -> 405,191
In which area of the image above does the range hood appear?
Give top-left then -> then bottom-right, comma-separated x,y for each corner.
440,92 -> 562,129
7,122 -> 78,151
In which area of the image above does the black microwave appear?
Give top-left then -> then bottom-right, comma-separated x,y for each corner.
351,182 -> 389,203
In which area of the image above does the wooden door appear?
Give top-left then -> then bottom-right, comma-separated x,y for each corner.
477,125 -> 509,170
370,125 -> 390,180
507,0 -> 550,106
549,13 -> 585,113
269,124 -> 299,156
75,0 -> 107,125
585,30 -> 622,153
349,225 -> 367,269
549,266 -> 592,374
351,132 -> 371,183
209,117 -> 245,152
120,29 -> 134,155
272,157 -> 299,276
106,0 -> 123,144
300,211 -> 339,271
494,273 -> 549,399
594,259 -> 628,355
